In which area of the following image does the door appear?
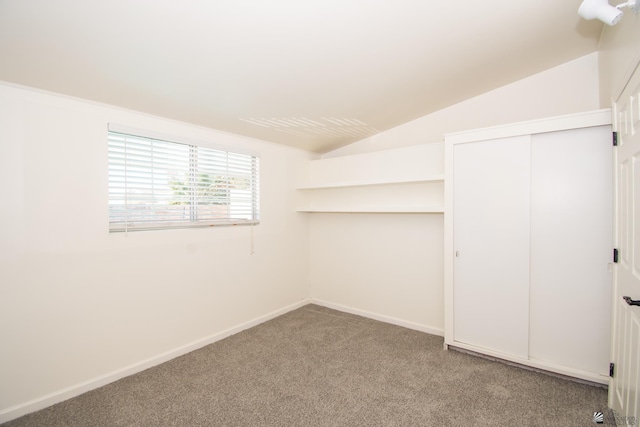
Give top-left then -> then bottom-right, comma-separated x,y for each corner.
609,65 -> 640,420
529,126 -> 613,376
453,135 -> 531,358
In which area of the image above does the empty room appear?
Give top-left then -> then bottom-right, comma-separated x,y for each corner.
1,1 -> 639,425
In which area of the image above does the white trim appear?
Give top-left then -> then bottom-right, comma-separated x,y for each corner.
443,138 -> 455,347
309,298 -> 444,337
444,109 -> 612,144
0,299 -> 309,424
448,342 -> 609,385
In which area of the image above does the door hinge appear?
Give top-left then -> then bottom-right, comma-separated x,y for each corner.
610,363 -> 615,377
614,248 -> 619,263
613,131 -> 618,146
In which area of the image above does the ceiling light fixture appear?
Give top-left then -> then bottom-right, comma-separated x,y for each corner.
578,0 -> 639,26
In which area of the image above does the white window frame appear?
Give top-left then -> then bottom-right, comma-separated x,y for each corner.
108,124 -> 260,233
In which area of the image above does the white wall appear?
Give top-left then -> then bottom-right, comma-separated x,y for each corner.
0,83 -> 313,420
324,53 -> 600,157
310,213 -> 444,334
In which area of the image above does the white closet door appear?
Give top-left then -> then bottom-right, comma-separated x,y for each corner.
528,126 -> 613,375
453,135 -> 531,358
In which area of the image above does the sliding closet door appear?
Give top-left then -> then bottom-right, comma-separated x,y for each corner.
529,126 -> 613,375
453,135 -> 531,358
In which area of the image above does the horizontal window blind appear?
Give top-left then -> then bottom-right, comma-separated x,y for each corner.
108,130 -> 259,232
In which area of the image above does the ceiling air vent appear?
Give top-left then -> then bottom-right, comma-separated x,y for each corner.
240,117 -> 379,139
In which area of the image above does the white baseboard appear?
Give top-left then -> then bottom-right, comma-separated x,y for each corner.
309,298 -> 444,337
0,299 -> 310,424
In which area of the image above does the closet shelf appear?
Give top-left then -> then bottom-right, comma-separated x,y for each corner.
297,206 -> 444,214
296,145 -> 445,215
296,175 -> 444,190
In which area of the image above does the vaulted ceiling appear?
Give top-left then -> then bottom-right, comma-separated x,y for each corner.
0,1 -> 603,153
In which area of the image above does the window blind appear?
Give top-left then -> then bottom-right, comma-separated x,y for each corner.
108,129 -> 259,232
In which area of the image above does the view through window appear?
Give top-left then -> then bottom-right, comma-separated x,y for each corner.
108,129 -> 259,232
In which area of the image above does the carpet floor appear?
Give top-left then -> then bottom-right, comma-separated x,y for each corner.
4,304 -> 608,426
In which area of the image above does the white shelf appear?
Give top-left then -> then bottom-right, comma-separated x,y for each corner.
297,205 -> 444,213
296,143 -> 445,215
296,175 -> 444,190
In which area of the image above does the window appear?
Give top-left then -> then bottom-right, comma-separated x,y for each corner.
108,126 -> 259,232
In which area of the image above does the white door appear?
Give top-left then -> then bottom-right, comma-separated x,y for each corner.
453,135 -> 531,358
609,66 -> 640,420
528,126 -> 613,376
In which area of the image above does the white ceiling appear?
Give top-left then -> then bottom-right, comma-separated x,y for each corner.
0,0 -> 603,153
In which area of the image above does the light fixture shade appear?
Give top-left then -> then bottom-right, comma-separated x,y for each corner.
578,0 -> 624,25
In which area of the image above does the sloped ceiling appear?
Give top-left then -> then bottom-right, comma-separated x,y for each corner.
0,0 -> 603,153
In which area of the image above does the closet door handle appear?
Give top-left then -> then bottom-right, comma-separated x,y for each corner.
623,296 -> 640,306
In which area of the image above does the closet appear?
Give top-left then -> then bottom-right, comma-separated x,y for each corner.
444,110 -> 613,384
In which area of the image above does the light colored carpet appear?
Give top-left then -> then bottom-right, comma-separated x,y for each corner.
3,304 -> 608,426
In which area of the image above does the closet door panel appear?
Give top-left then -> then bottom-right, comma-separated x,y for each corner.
529,126 -> 613,375
453,135 -> 531,358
